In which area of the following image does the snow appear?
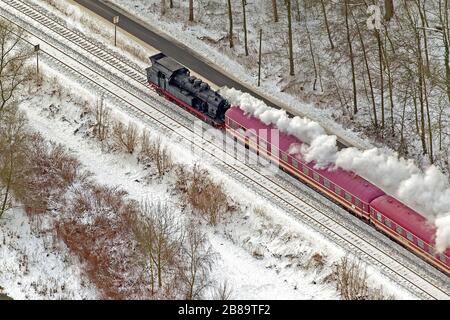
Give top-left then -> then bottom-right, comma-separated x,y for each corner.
0,0 -> 422,299
0,208 -> 97,299
0,55 -> 415,299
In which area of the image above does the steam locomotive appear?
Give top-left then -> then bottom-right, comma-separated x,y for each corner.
146,53 -> 230,128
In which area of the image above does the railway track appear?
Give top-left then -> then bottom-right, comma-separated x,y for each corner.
1,0 -> 449,300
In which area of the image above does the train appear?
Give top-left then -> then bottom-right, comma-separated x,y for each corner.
147,53 -> 450,276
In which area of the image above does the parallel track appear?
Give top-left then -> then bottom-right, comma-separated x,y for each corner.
1,0 -> 449,300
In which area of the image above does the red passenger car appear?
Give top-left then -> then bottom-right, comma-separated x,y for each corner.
370,195 -> 450,272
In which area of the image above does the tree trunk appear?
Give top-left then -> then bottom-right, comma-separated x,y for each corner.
258,29 -> 262,86
305,10 -> 317,90
376,30 -> 385,131
286,0 -> 294,76
272,0 -> 279,22
242,0 -> 248,56
295,0 -> 300,21
384,0 -> 394,21
416,34 -> 428,155
161,0 -> 165,15
353,12 -> 377,128
227,0 -> 234,48
0,155 -> 13,219
189,0 -> 194,21
344,0 -> 357,115
383,26 -> 395,135
439,0 -> 450,104
320,0 -> 334,50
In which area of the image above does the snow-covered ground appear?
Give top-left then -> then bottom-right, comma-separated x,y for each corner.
0,52 -> 415,299
0,0 -> 426,299
0,207 -> 97,299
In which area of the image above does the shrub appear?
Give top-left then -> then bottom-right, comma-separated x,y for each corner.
112,121 -> 139,154
55,184 -> 145,299
176,165 -> 229,225
21,134 -> 81,215
334,256 -> 392,300
139,131 -> 173,178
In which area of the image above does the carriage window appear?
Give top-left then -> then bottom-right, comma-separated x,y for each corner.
384,219 -> 392,228
439,255 -> 446,263
313,172 -> 320,182
370,207 -> 375,215
335,185 -> 341,194
246,130 -> 256,139
303,166 -> 309,175
396,226 -> 403,235
259,140 -> 267,151
355,198 -> 361,208
292,159 -> 298,168
344,192 -> 352,202
417,239 -> 424,249
324,179 -> 330,188
281,153 -> 288,162
376,212 -> 382,222
428,246 -> 434,255
407,232 -> 413,241
229,120 -> 239,130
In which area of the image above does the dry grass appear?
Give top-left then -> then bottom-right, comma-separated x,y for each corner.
307,252 -> 325,269
334,256 -> 393,300
176,164 -> 230,226
55,183 -> 146,299
20,134 -> 82,216
139,130 -> 173,178
112,120 -> 139,154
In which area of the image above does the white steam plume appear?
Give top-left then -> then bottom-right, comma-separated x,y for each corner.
221,87 -> 450,252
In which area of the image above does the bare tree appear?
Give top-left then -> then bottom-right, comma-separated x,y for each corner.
179,222 -> 215,300
153,200 -> 182,289
0,106 -> 28,219
133,200 -> 183,292
335,256 -> 369,300
304,5 -> 318,90
140,132 -> 173,178
353,11 -> 377,127
335,256 -> 392,300
0,20 -> 32,117
94,95 -> 110,143
132,206 -> 157,295
211,280 -> 233,300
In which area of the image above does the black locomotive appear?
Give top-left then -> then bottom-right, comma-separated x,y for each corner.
146,53 -> 230,128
